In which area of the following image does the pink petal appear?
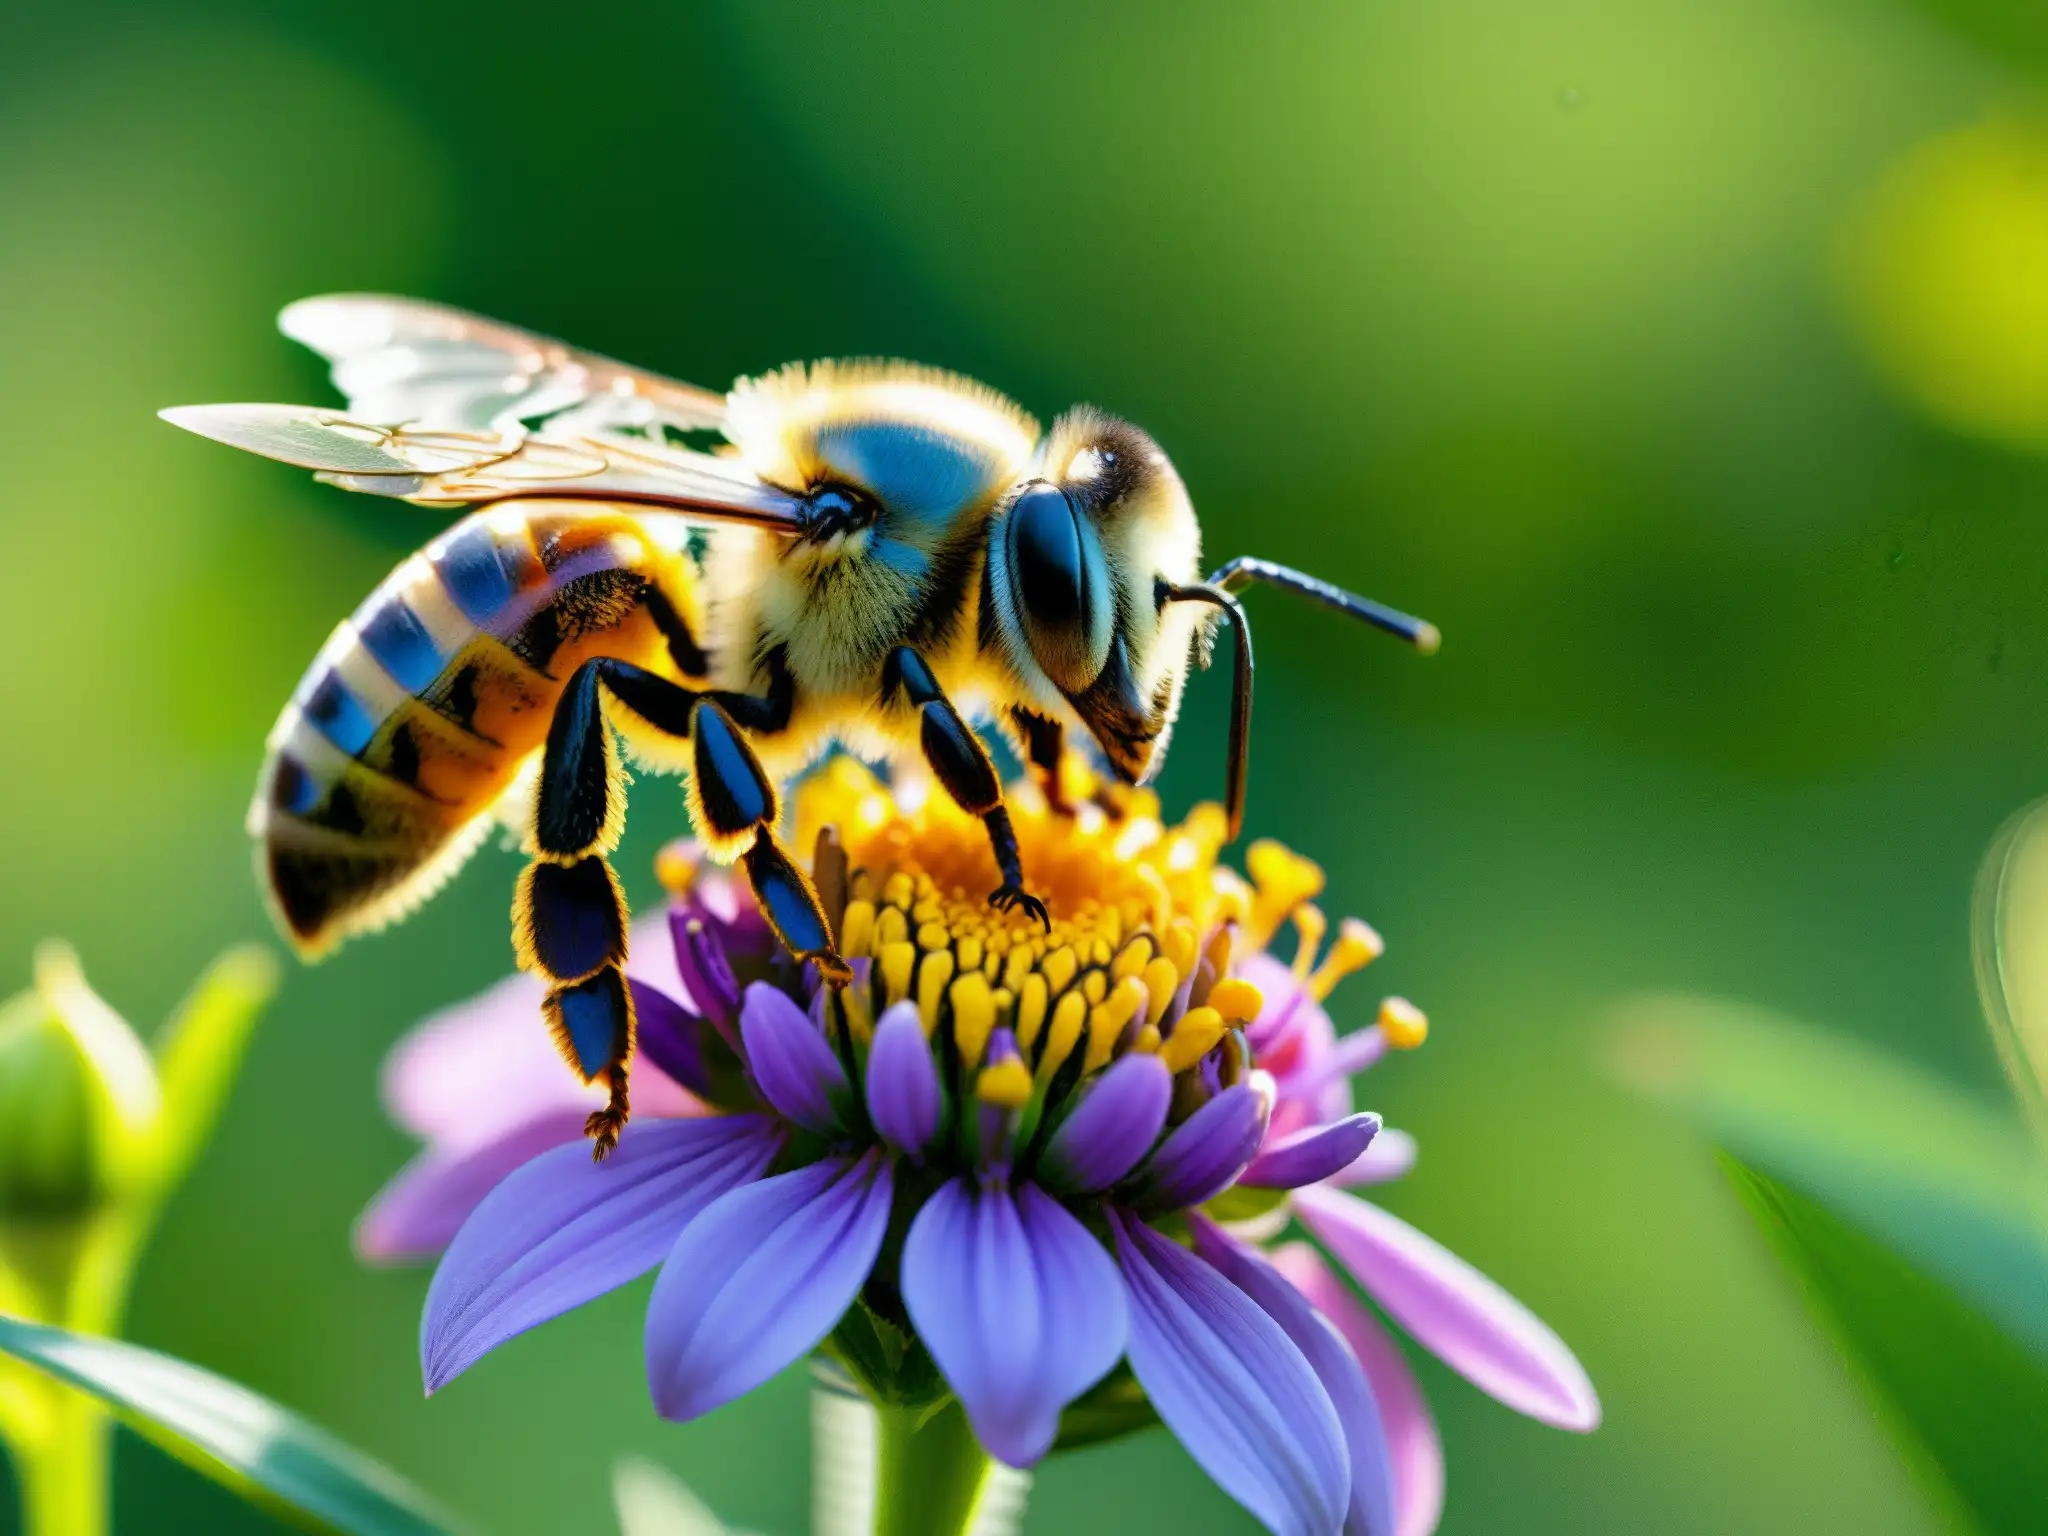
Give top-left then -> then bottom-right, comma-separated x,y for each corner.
1294,1186 -> 1599,1431
383,914 -> 679,1140
1271,1242 -> 1444,1536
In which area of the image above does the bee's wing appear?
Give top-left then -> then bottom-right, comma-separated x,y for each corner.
1973,797 -> 2048,1141
280,292 -> 729,438
161,295 -> 807,532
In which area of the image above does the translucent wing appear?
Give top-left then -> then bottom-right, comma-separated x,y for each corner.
281,292 -> 728,438
160,295 -> 805,531
1972,796 -> 2048,1143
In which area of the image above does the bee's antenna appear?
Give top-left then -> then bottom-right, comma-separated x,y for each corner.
1207,557 -> 1440,654
1159,581 -> 1254,843
1165,558 -> 1438,842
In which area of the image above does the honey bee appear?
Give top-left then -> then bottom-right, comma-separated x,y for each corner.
163,296 -> 1436,1153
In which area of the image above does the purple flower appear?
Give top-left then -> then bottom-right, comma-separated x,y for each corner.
376,780 -> 1599,1535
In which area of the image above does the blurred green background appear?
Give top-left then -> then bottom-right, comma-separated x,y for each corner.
3,0 -> 2047,1530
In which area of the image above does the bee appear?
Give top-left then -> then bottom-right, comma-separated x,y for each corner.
163,296 -> 1437,1154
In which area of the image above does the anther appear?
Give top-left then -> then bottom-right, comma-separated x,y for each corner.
1162,921 -> 1199,980
1140,956 -> 1182,1030
1041,946 -> 1078,996
879,941 -> 916,1011
654,838 -> 698,897
1159,1006 -> 1226,1075
1377,996 -> 1428,1050
1084,977 -> 1146,1074
840,900 -> 876,960
1310,917 -> 1385,1001
1035,991 -> 1088,1085
951,972 -> 996,1068
956,935 -> 984,974
976,1055 -> 1032,1109
917,949 -> 955,1035
1016,974 -> 1050,1053
876,906 -> 910,948
1207,977 -> 1264,1026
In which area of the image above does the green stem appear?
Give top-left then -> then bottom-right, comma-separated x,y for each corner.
870,1400 -> 994,1536
13,1386 -> 110,1536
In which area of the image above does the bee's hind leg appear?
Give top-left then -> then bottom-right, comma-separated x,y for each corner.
521,659 -> 640,1159
887,649 -> 1051,931
597,662 -> 850,989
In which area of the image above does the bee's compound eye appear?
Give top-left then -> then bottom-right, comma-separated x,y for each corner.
1003,481 -> 1113,693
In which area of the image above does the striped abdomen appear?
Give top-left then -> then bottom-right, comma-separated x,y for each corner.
250,501 -> 708,954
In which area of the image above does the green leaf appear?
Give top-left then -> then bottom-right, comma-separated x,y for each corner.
1723,1157 -> 2048,1535
149,945 -> 279,1185
1609,995 -> 2048,1361
0,1314 -> 460,1536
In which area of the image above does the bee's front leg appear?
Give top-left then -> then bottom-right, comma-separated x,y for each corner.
1007,706 -> 1077,818
884,648 -> 1051,931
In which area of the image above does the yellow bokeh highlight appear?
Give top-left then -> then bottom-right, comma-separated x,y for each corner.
1839,115 -> 2048,449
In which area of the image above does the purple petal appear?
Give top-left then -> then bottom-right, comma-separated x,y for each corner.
672,908 -> 741,1037
1295,1185 -> 1599,1431
1327,1128 -> 1417,1188
1120,1082 -> 1271,1214
356,1110 -> 587,1264
645,1149 -> 894,1421
1273,1243 -> 1443,1536
865,1002 -> 941,1156
1193,1216 -> 1396,1536
1108,1208 -> 1350,1536
1036,1054 -> 1172,1195
902,1178 -> 1126,1467
739,982 -> 850,1134
421,1115 -> 781,1392
1242,1114 -> 1383,1191
630,980 -> 744,1108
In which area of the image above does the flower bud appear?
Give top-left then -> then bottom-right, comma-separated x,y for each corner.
0,945 -> 160,1216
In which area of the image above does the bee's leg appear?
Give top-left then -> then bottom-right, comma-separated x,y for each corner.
1006,706 -> 1076,818
595,660 -> 850,986
886,648 -> 1051,930
522,659 -> 639,1158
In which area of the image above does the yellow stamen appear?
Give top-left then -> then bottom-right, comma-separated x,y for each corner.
879,941 -> 916,1011
1111,936 -> 1153,984
1310,917 -> 1385,1001
840,900 -> 877,960
1133,1023 -> 1162,1054
1246,840 -> 1326,948
1159,1006 -> 1226,1074
654,839 -> 698,896
876,905 -> 910,949
976,1056 -> 1033,1108
1041,946 -> 1078,996
951,973 -> 996,1067
917,949 -> 955,1035
1036,991 -> 1088,1084
1291,903 -> 1328,978
956,934 -> 984,974
1015,974 -> 1050,1053
882,872 -> 914,910
1162,920 -> 1199,980
1140,956 -> 1183,1029
1084,977 -> 1147,1074
1207,977 -> 1264,1025
1378,996 -> 1428,1050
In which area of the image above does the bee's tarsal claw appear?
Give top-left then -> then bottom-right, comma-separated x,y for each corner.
988,884 -> 1051,932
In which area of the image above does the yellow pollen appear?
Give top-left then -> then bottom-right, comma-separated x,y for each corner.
917,949 -> 956,1033
976,1056 -> 1033,1108
1159,1006 -> 1227,1075
880,941 -> 916,1010
841,900 -> 877,959
951,973 -> 996,1067
1378,996 -> 1428,1050
1291,904 -> 1328,978
1207,977 -> 1264,1025
1311,917 -> 1386,1001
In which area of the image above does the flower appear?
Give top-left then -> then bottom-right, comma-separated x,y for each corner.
380,760 -> 1598,1536
1226,885 -> 1602,1536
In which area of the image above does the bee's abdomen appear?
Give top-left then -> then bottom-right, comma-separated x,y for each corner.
251,504 -> 706,955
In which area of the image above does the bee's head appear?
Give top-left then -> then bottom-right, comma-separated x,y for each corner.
988,409 -> 1207,786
